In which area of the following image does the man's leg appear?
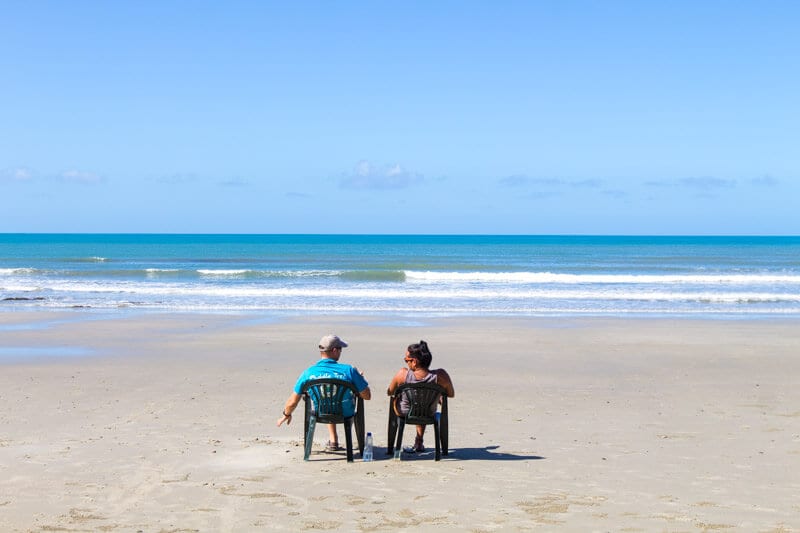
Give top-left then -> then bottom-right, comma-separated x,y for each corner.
327,424 -> 339,447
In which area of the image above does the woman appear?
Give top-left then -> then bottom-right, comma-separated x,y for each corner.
387,340 -> 455,452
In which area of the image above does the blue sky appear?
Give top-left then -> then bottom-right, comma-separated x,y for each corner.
2,1 -> 798,235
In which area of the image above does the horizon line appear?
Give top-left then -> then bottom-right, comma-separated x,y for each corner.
2,232 -> 799,238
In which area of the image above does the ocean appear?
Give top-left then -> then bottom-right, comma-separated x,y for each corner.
1,234 -> 799,318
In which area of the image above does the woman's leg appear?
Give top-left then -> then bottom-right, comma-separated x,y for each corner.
414,425 -> 426,451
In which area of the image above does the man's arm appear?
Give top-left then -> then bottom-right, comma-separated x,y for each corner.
276,392 -> 302,426
351,366 -> 371,400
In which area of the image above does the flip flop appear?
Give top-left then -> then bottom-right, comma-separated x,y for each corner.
324,441 -> 343,452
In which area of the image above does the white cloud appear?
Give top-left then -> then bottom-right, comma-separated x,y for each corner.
601,189 -> 628,199
1,167 -> 34,182
157,173 -> 201,184
571,179 -> 603,188
498,175 -> 604,188
60,170 -> 104,185
643,180 -> 671,187
499,175 -> 565,187
528,190 -> 563,199
340,160 -> 424,190
218,178 -> 250,187
679,177 -> 736,190
497,175 -> 533,187
751,175 -> 779,187
645,177 -> 737,190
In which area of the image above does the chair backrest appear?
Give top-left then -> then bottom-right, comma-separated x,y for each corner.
301,378 -> 360,423
396,382 -> 448,426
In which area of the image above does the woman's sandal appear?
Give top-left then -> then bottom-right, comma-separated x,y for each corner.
324,441 -> 343,452
403,436 -> 425,454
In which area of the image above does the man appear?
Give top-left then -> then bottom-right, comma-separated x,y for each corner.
276,334 -> 371,451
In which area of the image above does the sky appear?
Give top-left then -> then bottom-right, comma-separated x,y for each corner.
2,1 -> 799,235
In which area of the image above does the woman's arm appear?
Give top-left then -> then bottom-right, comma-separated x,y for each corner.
386,368 -> 406,396
434,368 -> 455,398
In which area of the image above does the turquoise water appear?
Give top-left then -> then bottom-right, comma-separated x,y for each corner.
1,234 -> 799,318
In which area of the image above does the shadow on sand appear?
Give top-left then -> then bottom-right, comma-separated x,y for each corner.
306,446 -> 545,462
446,445 -> 545,461
379,445 -> 544,462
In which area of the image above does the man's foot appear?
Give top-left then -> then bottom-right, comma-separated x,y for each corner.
325,441 -> 343,452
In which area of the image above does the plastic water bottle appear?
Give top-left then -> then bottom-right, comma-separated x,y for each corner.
363,432 -> 374,462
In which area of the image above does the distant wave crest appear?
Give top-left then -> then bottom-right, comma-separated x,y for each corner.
403,271 -> 800,284
0,268 -> 37,275
338,270 -> 406,282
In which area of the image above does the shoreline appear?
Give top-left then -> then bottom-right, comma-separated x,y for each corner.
5,304 -> 800,319
1,312 -> 799,530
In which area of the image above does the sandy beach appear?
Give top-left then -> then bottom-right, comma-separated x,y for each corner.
1,311 -> 799,532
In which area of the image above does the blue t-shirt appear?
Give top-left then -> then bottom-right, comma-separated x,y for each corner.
293,359 -> 369,417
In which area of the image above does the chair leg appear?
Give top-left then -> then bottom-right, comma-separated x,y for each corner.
355,405 -> 365,456
433,420 -> 441,461
394,419 -> 406,458
439,412 -> 448,456
344,420 -> 354,463
387,408 -> 398,455
303,399 -> 310,455
304,416 -> 317,461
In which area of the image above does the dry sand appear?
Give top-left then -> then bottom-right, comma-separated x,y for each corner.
1,311 -> 799,532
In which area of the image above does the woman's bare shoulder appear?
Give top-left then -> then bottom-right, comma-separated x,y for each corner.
387,367 -> 407,394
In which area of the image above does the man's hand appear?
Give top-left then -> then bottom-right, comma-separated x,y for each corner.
277,393 -> 301,427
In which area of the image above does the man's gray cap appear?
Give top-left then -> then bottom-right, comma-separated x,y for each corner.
319,334 -> 348,351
